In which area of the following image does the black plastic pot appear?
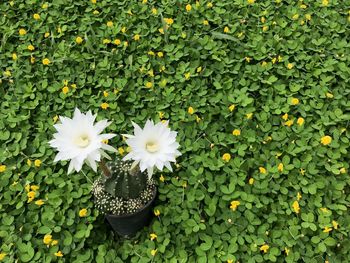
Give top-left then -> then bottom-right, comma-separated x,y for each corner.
105,188 -> 157,238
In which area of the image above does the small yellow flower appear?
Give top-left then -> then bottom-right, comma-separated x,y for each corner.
188,106 -> 194,115
320,207 -> 329,213
292,200 -> 300,213
230,200 -> 240,211
106,21 -> 113,27
207,2 -> 213,8
28,45 -> 35,51
259,167 -> 267,174
196,66 -> 202,73
232,129 -> 241,136
79,208 -> 88,217
249,178 -> 254,185
31,185 -> 39,191
12,53 -> 17,60
322,0 -> 329,6
158,28 -> 164,34
0,165 -> 6,173
33,13 -> 40,20
229,104 -> 235,112
332,220 -> 339,229
157,52 -> 164,58
150,233 -> 157,241
35,199 -> 45,206
287,63 -> 294,69
305,14 -> 312,21
118,147 -> 125,156
282,113 -> 288,121
278,55 -> 283,62
145,82 -> 153,88
154,209 -> 160,216
272,57 -> 277,64
42,58 -> 51,65
42,3 -> 48,9
291,98 -> 299,105
91,0 -> 97,3
121,27 -> 127,33
114,39 -> 121,45
184,72 -> 191,80
300,168 -> 305,175
297,192 -> 302,201
102,139 -> 108,144
101,103 -> 109,109
43,234 -> 53,245
45,32 -> 50,38
19,28 -> 27,35
222,153 -> 231,162
284,120 -> 294,127
285,247 -> 290,256
297,117 -> 304,126
4,70 -> 11,77
152,8 -> 158,15
261,17 -> 266,23
164,18 -> 174,25
196,115 -> 201,123
186,4 -> 192,11
133,34 -> 140,41
0,253 -> 6,260
340,167 -> 346,174
227,260 -> 233,263
62,86 -> 69,94
246,113 -> 253,119
326,92 -> 333,98
203,20 -> 209,25
54,251 -> 63,257
323,226 -> 332,233
103,91 -> 109,97
27,191 -> 36,199
51,240 -> 59,246
76,36 -> 83,44
260,244 -> 269,253
151,249 -> 157,256
160,174 -> 165,182
224,26 -> 230,33
321,135 -> 332,145
278,163 -> 284,172
292,14 -> 299,20
262,26 -> 268,32
34,159 -> 41,167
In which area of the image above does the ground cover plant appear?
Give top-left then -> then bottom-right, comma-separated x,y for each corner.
1,0 -> 350,262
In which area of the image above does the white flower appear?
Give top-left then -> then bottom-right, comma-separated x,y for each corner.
123,120 -> 181,178
49,108 -> 116,174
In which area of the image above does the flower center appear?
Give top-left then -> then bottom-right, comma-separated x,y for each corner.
146,141 -> 159,153
74,134 -> 90,148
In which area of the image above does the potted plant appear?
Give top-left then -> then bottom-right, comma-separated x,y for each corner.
49,109 -> 181,237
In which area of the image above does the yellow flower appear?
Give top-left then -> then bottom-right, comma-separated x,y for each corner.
145,82 -> 153,88
150,233 -> 157,241
4,70 -> 11,77
79,208 -> 88,217
246,113 -> 253,119
320,207 -> 329,213
76,36 -> 83,44
35,199 -> 45,206
321,135 -> 332,145
196,115 -> 201,123
232,129 -> 241,136
203,20 -> 209,25
12,53 -> 17,60
326,92 -> 333,98
164,18 -> 174,25
151,249 -> 157,256
292,200 -> 300,213
261,17 -> 266,23
300,168 -> 305,175
30,55 -> 36,64
0,165 -> 6,173
249,178 -> 254,185
157,52 -> 164,58
292,14 -> 299,20
291,97 -> 299,105
0,253 -> 6,260
305,14 -> 312,21
222,153 -> 231,162
259,167 -> 267,174
27,191 -> 36,199
285,247 -> 290,256
196,66 -> 202,73
284,120 -> 294,127
51,240 -> 59,246
133,34 -> 140,41
260,244 -> 269,253
43,234 -> 53,245
332,220 -> 339,229
55,251 -> 63,257
34,159 -> 41,167
60,86 -> 69,94
188,106 -> 194,115
278,163 -> 284,172
297,192 -> 302,201
154,209 -> 160,216
228,104 -> 235,112
114,39 -> 121,45
245,57 -> 251,63
31,185 -> 39,191
28,45 -> 35,51
103,39 -> 111,44
42,58 -> 51,65
102,139 -> 108,144
118,147 -> 125,156
101,103 -> 109,109
282,113 -> 288,121
42,3 -> 48,8
207,2 -> 213,8
103,91 -> 109,97
227,260 -> 233,263
158,28 -> 164,34
224,26 -> 230,33
322,0 -> 329,6
107,21 -> 113,27
121,26 -> 127,33
271,57 -> 277,64
19,28 -> 27,35
287,63 -> 294,69
230,200 -> 240,211
186,4 -> 192,11
152,8 -> 158,15
340,167 -> 346,174
44,32 -> 50,38
297,117 -> 304,126
262,26 -> 268,32
91,0 -> 97,3
323,226 -> 332,233
184,72 -> 191,80
33,13 -> 40,20
160,174 -> 165,182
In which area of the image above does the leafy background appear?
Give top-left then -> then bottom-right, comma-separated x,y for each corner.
1,0 -> 350,262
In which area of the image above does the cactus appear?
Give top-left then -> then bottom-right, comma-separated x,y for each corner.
102,160 -> 148,199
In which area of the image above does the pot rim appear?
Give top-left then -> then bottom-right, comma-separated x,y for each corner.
105,186 -> 157,219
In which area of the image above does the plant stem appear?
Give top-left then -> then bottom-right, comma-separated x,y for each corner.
99,160 -> 111,177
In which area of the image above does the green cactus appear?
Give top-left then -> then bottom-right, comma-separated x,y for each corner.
101,160 -> 148,199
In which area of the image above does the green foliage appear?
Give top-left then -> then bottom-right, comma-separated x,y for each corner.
1,0 -> 350,262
